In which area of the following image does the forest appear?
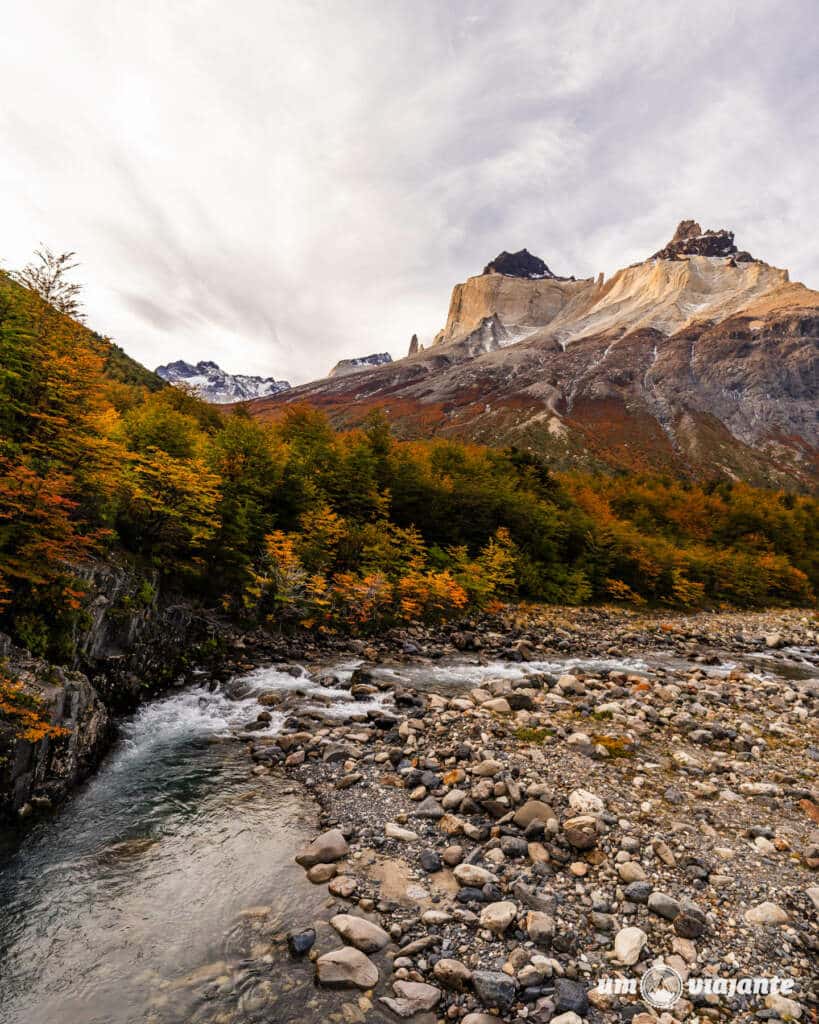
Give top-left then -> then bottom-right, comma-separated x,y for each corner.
1,259 -> 817,668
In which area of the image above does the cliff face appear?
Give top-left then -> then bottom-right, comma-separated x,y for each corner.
434,225 -> 796,349
246,222 -> 819,488
433,273 -> 595,346
0,563 -> 226,819
0,634 -> 111,819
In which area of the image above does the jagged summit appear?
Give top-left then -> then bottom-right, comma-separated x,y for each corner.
650,219 -> 755,262
483,249 -> 561,279
155,359 -> 291,404
244,217 -> 817,488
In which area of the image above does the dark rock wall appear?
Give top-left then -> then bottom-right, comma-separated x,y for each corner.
1,564 -> 225,819
0,634 -> 111,818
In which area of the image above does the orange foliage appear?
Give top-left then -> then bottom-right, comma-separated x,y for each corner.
0,672 -> 70,744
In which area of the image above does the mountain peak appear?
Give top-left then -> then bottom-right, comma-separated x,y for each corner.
328,352 -> 393,378
483,249 -> 561,279
651,220 -> 756,262
155,359 -> 290,404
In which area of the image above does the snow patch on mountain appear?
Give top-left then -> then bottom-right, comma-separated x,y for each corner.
328,352 -> 393,377
154,360 -> 291,404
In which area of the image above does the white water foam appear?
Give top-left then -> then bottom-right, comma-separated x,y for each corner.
238,663 -> 388,718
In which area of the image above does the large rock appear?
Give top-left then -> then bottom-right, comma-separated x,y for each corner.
613,926 -> 647,965
744,901 -> 790,926
330,914 -> 390,953
412,796 -> 444,819
453,863 -> 497,887
554,978 -> 589,1016
526,910 -> 555,945
315,947 -> 379,989
479,900 -> 517,934
568,788 -> 605,814
472,970 -> 516,1012
513,799 -> 556,829
380,981 -> 441,1017
433,958 -> 472,990
295,829 -> 348,868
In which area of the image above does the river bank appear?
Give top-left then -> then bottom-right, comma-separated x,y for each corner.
1,606 -> 817,1023
248,607 -> 819,1024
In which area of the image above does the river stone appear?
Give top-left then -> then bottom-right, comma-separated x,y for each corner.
483,697 -> 512,713
744,901 -> 790,925
385,822 -> 419,841
307,862 -> 337,883
433,958 -> 472,990
552,1014 -> 583,1024
673,907 -> 707,938
624,880 -> 653,904
412,796 -> 444,819
421,909 -> 451,925
380,981 -> 441,1017
554,978 -> 589,1015
330,914 -> 390,953
472,970 -> 516,1011
514,799 -> 556,829
462,1016 -> 498,1024
287,928 -> 316,956
295,829 -> 349,868
316,947 -> 379,989
568,788 -> 605,815
420,849 -> 442,873
479,900 -> 517,934
442,845 -> 464,866
614,925 -> 647,965
328,875 -> 357,898
648,891 -> 680,920
453,863 -> 497,887
562,814 -> 597,850
438,813 -> 466,835
765,993 -> 803,1019
617,861 -> 648,882
526,910 -> 555,945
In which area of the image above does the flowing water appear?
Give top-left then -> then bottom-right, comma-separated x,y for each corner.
0,667 -> 385,1024
1,649 -> 816,1024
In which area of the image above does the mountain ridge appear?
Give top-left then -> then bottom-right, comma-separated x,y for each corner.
242,220 -> 818,489
155,359 -> 291,404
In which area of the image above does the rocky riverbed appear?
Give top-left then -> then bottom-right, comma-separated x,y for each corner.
2,606 -> 818,1024
252,608 -> 819,1024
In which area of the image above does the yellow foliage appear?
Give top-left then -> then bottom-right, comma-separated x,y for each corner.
0,672 -> 70,744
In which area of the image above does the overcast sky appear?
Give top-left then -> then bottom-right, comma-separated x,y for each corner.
1,1 -> 818,384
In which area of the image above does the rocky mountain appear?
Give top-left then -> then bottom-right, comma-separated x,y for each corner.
245,222 -> 819,488
155,359 -> 291,404
329,352 -> 393,377
482,247 -> 566,279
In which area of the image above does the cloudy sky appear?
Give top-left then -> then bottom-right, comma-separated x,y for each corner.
1,1 -> 818,384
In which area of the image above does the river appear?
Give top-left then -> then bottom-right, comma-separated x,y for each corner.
1,647 -> 816,1023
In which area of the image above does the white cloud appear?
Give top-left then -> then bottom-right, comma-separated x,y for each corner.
1,0 -> 817,383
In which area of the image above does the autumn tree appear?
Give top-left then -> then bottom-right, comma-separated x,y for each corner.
12,247 -> 85,320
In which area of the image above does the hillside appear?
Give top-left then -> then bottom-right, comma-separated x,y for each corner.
247,222 -> 819,489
